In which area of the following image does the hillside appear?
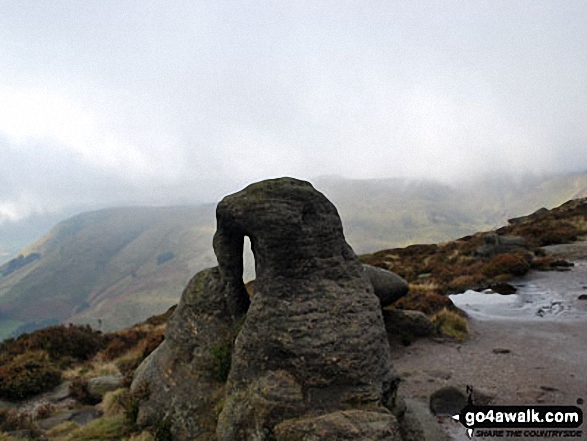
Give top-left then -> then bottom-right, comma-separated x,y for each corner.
1,172 -> 587,340
0,205 -> 217,340
317,171 -> 587,252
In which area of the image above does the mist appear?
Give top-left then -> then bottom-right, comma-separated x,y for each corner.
1,1 -> 586,225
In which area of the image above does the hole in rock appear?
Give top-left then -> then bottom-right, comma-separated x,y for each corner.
243,236 -> 256,283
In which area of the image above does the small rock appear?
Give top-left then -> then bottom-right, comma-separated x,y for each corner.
578,294 -> 587,300
492,348 -> 511,354
86,376 -> 123,400
45,381 -> 72,403
430,386 -> 467,416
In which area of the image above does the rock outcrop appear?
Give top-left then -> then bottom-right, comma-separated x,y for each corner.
476,233 -> 528,257
131,178 -> 403,440
214,178 -> 398,440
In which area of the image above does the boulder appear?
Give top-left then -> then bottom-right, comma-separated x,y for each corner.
383,309 -> 435,339
130,267 -> 241,440
214,178 -> 399,440
476,233 -> 528,257
363,264 -> 409,306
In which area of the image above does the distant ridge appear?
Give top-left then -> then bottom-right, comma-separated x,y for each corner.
0,171 -> 586,339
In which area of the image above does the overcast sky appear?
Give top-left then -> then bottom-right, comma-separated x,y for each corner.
1,0 -> 586,224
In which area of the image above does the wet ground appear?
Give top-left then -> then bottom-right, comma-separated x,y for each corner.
391,241 -> 587,440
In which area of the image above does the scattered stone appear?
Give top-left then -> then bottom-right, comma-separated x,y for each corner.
429,386 -> 467,416
490,282 -> 517,295
492,348 -> 511,354
383,309 -> 435,340
363,264 -> 409,306
86,376 -> 122,400
540,385 -> 559,392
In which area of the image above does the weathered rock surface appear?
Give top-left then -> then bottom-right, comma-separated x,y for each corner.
214,178 -> 398,440
363,264 -> 409,306
130,267 -> 240,440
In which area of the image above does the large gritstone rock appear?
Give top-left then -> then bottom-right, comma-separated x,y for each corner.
214,178 -> 398,440
130,267 -> 242,440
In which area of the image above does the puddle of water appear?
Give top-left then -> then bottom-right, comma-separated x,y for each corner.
449,284 -> 586,321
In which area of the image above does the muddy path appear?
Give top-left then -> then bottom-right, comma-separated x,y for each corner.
390,241 -> 587,440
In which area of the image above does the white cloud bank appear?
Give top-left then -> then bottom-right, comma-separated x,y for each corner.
0,0 -> 586,223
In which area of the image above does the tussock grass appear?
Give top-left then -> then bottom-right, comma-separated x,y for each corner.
61,414 -> 128,441
63,361 -> 120,380
99,388 -> 129,417
431,308 -> 468,341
